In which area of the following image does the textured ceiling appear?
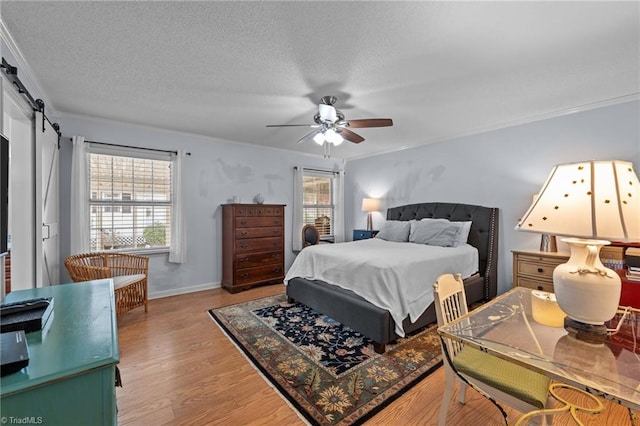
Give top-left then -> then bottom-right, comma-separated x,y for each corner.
1,1 -> 638,160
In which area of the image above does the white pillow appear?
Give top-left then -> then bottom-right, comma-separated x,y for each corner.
456,221 -> 473,246
418,218 -> 472,247
410,219 -> 459,246
375,220 -> 412,242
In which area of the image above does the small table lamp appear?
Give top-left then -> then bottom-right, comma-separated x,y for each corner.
361,198 -> 380,232
515,160 -> 640,331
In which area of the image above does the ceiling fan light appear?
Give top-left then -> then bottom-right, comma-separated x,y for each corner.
313,132 -> 325,145
323,128 -> 342,145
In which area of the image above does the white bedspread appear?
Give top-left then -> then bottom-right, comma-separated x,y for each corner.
284,238 -> 479,337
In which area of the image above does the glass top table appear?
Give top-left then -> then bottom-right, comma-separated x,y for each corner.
438,287 -> 640,411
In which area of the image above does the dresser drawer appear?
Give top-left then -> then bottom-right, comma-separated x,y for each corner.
515,277 -> 554,292
512,250 -> 570,292
236,251 -> 283,268
236,236 -> 283,253
236,216 -> 283,228
236,227 -> 282,239
517,254 -> 567,268
234,205 -> 284,217
516,260 -> 557,279
236,264 -> 284,284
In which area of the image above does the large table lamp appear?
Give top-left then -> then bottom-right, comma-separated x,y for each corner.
362,198 -> 380,231
515,160 -> 640,330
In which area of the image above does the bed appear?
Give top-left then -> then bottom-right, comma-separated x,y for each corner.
285,202 -> 499,353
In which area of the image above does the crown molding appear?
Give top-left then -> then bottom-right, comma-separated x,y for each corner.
346,94 -> 640,163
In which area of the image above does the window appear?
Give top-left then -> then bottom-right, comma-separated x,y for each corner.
87,146 -> 173,252
303,171 -> 336,239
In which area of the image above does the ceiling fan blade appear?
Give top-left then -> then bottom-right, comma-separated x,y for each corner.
266,124 -> 318,127
296,129 -> 321,144
318,104 -> 337,122
346,118 -> 393,128
337,128 -> 365,144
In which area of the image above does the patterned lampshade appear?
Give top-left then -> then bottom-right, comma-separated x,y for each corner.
516,160 -> 640,242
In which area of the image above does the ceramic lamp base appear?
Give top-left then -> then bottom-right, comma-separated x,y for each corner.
564,317 -> 608,343
553,238 -> 621,326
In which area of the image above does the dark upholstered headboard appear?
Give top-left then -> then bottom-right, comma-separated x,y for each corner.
386,202 -> 499,300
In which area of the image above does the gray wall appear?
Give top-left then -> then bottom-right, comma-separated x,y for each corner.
55,100 -> 640,298
344,100 -> 640,295
58,116 -> 343,298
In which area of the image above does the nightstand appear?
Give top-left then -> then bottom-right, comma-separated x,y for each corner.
512,249 -> 570,292
353,229 -> 379,241
513,248 -> 640,308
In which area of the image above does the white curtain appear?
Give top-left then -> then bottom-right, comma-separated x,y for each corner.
333,169 -> 345,243
70,136 -> 90,253
169,151 -> 186,263
292,166 -> 304,252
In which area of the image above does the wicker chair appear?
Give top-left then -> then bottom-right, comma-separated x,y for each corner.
64,252 -> 149,316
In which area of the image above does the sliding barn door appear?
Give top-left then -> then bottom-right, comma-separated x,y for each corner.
34,111 -> 60,286
2,77 -> 36,291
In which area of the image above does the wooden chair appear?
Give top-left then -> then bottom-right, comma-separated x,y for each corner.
65,252 -> 149,317
302,224 -> 320,248
434,273 -> 553,426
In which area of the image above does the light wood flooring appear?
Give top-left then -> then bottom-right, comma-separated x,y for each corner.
115,284 -> 635,425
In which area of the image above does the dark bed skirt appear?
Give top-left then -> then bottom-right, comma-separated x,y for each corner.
286,273 -> 485,352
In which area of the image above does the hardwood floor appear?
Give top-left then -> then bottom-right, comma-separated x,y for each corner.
116,284 -> 634,425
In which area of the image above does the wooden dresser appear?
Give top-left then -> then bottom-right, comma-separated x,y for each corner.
512,249 -> 570,292
222,204 -> 285,293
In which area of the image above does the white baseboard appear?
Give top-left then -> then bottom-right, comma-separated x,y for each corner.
149,281 -> 221,300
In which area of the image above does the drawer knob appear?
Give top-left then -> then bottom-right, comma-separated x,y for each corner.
537,286 -> 543,291
240,273 -> 249,279
240,231 -> 247,236
240,220 -> 247,225
240,243 -> 248,249
273,241 -> 280,246
537,268 -> 544,273
239,258 -> 249,263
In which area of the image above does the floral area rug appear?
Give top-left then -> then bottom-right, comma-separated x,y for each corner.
208,294 -> 442,425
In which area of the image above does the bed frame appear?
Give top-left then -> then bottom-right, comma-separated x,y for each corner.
286,202 -> 499,353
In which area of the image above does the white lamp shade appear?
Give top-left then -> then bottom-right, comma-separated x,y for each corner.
515,160 -> 640,242
313,132 -> 325,145
361,198 -> 381,212
324,128 -> 344,145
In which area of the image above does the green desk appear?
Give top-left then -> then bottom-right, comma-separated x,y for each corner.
1,280 -> 119,425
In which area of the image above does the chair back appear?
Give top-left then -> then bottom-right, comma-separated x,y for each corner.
433,273 -> 468,358
64,253 -> 112,282
65,252 -> 150,316
302,224 -> 320,247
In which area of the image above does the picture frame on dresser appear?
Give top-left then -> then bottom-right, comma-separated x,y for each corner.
221,204 -> 285,293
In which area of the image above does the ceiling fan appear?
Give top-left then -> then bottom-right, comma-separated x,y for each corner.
266,95 -> 393,147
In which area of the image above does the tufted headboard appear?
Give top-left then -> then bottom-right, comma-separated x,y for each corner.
386,202 -> 499,300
